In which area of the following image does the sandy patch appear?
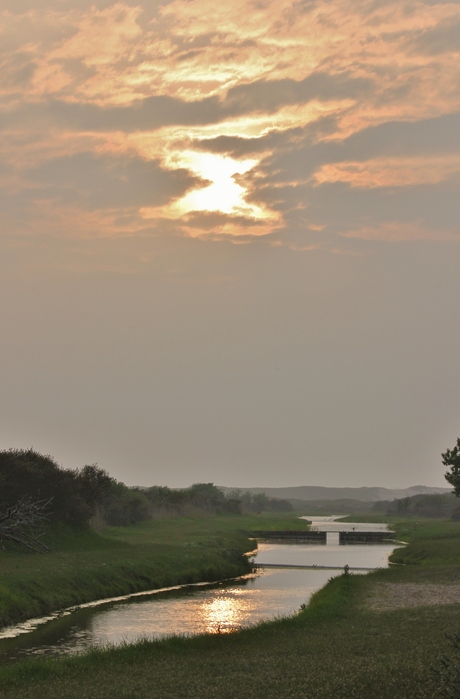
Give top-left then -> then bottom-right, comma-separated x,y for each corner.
366,583 -> 460,611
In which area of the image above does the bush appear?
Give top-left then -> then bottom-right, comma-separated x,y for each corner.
0,449 -> 91,526
0,450 -> 149,530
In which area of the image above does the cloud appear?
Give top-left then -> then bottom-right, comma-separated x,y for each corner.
0,95 -> 222,132
421,0 -> 460,4
0,71 -> 373,134
172,210 -> 279,240
0,150 -> 203,242
336,112 -> 460,159
314,155 -> 460,188
47,3 -> 143,67
1,0 -> 460,250
241,111 -> 460,195
2,0 -> 140,11
222,72 -> 374,113
227,107 -> 460,247
406,17 -> 460,54
300,177 -> 460,241
0,53 -> 36,90
341,221 -> 460,242
25,151 -> 201,209
194,115 -> 340,157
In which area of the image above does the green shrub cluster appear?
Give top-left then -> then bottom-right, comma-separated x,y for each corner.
142,483 -> 242,518
0,449 -> 148,529
224,489 -> 293,513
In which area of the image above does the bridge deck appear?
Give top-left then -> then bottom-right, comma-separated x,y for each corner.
251,530 -> 395,543
253,563 -> 376,571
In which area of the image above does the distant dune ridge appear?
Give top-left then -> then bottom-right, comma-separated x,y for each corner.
218,485 -> 451,502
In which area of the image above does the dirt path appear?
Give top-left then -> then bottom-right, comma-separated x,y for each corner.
365,583 -> 460,611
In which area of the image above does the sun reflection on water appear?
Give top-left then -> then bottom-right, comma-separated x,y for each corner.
201,589 -> 249,634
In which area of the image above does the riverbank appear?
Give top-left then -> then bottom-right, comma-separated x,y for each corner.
1,517 -> 460,698
0,513 -> 308,629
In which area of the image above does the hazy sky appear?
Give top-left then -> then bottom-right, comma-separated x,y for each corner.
1,0 -> 460,489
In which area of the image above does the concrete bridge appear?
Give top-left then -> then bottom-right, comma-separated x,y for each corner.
252,563 -> 376,571
251,530 -> 395,544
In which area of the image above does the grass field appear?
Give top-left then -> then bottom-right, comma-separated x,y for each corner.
0,513 -> 308,628
1,515 -> 460,698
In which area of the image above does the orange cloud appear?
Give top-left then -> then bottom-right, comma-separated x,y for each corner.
315,156 -> 460,188
342,222 -> 460,242
3,0 -> 458,111
26,200 -> 146,239
1,0 -> 460,245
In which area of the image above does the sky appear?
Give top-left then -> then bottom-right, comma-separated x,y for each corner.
1,0 -> 460,490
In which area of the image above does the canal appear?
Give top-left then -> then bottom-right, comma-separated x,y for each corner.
0,517 -> 399,661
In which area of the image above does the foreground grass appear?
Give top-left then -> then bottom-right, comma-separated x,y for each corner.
0,513 -> 307,628
1,516 -> 459,698
0,568 -> 459,698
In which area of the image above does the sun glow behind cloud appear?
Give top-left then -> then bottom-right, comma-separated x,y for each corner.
140,150 -> 279,238
1,0 -> 460,245
161,152 -> 265,217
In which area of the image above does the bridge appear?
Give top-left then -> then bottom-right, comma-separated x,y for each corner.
252,562 -> 376,571
251,530 -> 395,544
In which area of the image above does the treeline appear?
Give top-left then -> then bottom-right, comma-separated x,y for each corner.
139,486 -> 292,518
224,490 -> 293,514
373,492 -> 459,519
0,449 -> 145,528
141,483 -> 242,519
0,449 -> 292,530
288,498 -> 374,515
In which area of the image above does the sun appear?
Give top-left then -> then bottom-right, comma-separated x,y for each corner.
160,150 -> 272,220
177,152 -> 256,215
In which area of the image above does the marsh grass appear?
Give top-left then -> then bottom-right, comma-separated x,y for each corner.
0,513 -> 306,628
388,519 -> 460,566
0,571 -> 458,698
2,515 -> 460,698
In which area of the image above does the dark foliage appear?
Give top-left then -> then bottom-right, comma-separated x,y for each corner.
0,451 -> 249,536
443,438 -> 460,497
0,449 -> 92,526
1,449 -> 293,538
101,484 -> 150,526
225,489 -> 294,514
373,493 -> 457,519
144,483 -> 242,517
0,450 -> 148,530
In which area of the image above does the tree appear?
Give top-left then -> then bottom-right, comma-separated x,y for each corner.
0,449 -> 90,526
442,438 -> 460,496
75,464 -> 115,508
0,450 -> 117,528
188,483 -> 227,511
0,496 -> 52,552
102,484 -> 150,526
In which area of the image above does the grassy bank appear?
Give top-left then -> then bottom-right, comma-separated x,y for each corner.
1,516 -> 460,698
0,513 -> 307,629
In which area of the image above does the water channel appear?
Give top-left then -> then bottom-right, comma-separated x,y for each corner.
0,518 -> 399,662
